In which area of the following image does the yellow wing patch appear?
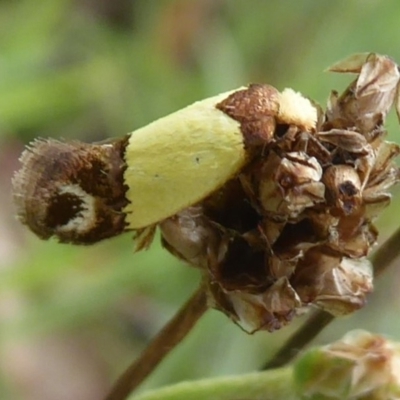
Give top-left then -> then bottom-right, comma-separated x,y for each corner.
123,90 -> 247,229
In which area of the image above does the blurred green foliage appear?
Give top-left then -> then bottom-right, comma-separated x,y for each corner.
2,1 -> 400,399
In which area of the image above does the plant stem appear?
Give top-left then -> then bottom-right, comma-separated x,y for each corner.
131,367 -> 296,400
262,226 -> 400,370
105,284 -> 208,400
263,310 -> 334,370
371,226 -> 400,278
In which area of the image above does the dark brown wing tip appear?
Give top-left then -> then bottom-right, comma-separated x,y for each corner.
12,138 -> 129,245
13,138 -> 62,239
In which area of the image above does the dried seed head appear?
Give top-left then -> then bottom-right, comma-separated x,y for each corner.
161,53 -> 400,332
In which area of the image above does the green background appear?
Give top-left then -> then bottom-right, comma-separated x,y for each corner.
1,1 -> 400,399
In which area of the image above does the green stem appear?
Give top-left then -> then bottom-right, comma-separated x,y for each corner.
131,367 -> 297,400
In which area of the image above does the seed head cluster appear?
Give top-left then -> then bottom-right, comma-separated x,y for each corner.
160,53 -> 400,332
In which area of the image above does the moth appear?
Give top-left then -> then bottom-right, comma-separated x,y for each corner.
12,85 -> 317,245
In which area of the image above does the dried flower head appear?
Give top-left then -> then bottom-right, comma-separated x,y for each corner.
161,53 -> 400,332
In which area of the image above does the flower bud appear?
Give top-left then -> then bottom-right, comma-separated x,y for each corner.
294,330 -> 400,400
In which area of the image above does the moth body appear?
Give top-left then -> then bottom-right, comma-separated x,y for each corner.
12,84 -> 317,244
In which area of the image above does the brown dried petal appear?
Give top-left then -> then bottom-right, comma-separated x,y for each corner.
325,90 -> 344,129
327,53 -> 370,73
306,209 -> 339,240
363,167 -> 399,201
271,219 -> 323,259
293,250 -> 373,316
323,165 -> 362,215
327,53 -> 400,132
259,152 -> 325,217
355,151 -> 377,189
222,277 -> 301,332
356,54 -> 399,103
284,152 -> 323,182
255,153 -> 282,211
268,253 -> 301,279
292,247 -> 340,293
367,140 -> 400,185
328,219 -> 378,258
160,207 -> 219,269
257,217 -> 286,247
364,194 -> 391,219
317,129 -> 369,154
291,132 -> 332,165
